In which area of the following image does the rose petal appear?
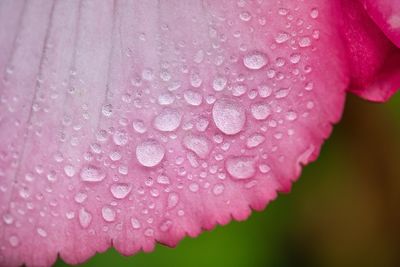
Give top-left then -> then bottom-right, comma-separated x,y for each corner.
0,1 -> 396,266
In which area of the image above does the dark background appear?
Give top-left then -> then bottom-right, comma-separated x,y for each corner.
56,93 -> 400,267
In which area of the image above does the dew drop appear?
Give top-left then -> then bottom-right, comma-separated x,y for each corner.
153,108 -> 182,132
101,206 -> 116,222
102,104 -> 113,117
167,192 -> 179,209
131,218 -> 141,229
183,134 -> 210,158
212,98 -> 246,135
64,165 -> 76,177
37,228 -> 47,237
212,184 -> 225,195
243,51 -> 268,70
136,139 -> 165,167
213,76 -> 227,92
80,165 -> 105,182
9,235 -> 19,247
299,37 -> 312,47
159,220 -> 172,232
226,156 -> 256,180
132,119 -> 147,134
79,207 -> 92,228
246,133 -> 266,148
113,130 -> 129,146
183,90 -> 202,106
110,183 -> 132,199
275,32 -> 290,44
251,103 -> 271,120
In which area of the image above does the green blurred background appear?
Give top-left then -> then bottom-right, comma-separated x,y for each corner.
56,93 -> 400,267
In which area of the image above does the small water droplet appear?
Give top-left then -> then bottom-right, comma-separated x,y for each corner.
136,139 -> 165,167
37,227 -> 47,237
153,108 -> 182,132
64,165 -> 76,177
102,104 -> 113,117
251,103 -> 271,120
246,133 -> 266,148
213,76 -> 227,92
226,156 -> 256,180
132,119 -> 147,134
310,8 -> 319,19
212,184 -> 225,195
131,218 -> 141,229
167,192 -> 179,209
9,235 -> 19,247
110,183 -> 132,199
159,220 -> 172,232
183,90 -> 202,106
80,165 -> 105,182
239,11 -> 252,21
243,51 -> 268,70
212,99 -> 246,135
275,32 -> 290,44
113,130 -> 128,146
299,37 -> 312,47
183,134 -> 210,158
101,206 -> 116,222
79,207 -> 92,228
144,228 -> 154,237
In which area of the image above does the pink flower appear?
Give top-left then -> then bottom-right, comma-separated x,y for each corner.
0,0 -> 398,266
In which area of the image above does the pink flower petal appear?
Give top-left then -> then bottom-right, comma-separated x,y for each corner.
0,1 -> 397,266
341,0 -> 400,101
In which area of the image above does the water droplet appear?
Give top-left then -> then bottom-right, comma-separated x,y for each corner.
226,156 -> 256,180
212,184 -> 225,195
136,139 -> 165,167
167,192 -> 179,209
102,104 -> 113,117
80,165 -> 105,182
79,207 -> 92,228
213,76 -> 227,92
275,32 -> 290,44
74,192 -> 87,203
189,183 -> 199,192
286,111 -> 298,121
9,235 -> 19,247
101,206 -> 116,222
299,37 -> 311,47
212,99 -> 246,135
110,183 -> 132,199
159,220 -> 172,232
239,11 -> 252,21
183,134 -> 210,158
310,8 -> 319,19
112,130 -> 128,146
251,103 -> 271,120
131,218 -> 141,229
190,72 -> 202,88
37,228 -> 47,237
64,165 -> 76,177
2,213 -> 14,225
144,228 -> 154,237
158,92 -> 175,105
132,119 -> 147,134
290,53 -> 301,64
246,133 -> 266,148
243,51 -> 268,70
153,108 -> 182,132
184,90 -> 202,106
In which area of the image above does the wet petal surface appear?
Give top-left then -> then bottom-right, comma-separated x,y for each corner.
0,1 -> 398,266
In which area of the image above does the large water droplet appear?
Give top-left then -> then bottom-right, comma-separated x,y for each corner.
212,99 -> 246,135
153,108 -> 182,132
226,156 -> 256,180
243,51 -> 268,70
101,206 -> 116,222
183,134 -> 210,158
110,183 -> 132,199
80,165 -> 105,182
136,139 -> 165,167
79,207 -> 92,228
